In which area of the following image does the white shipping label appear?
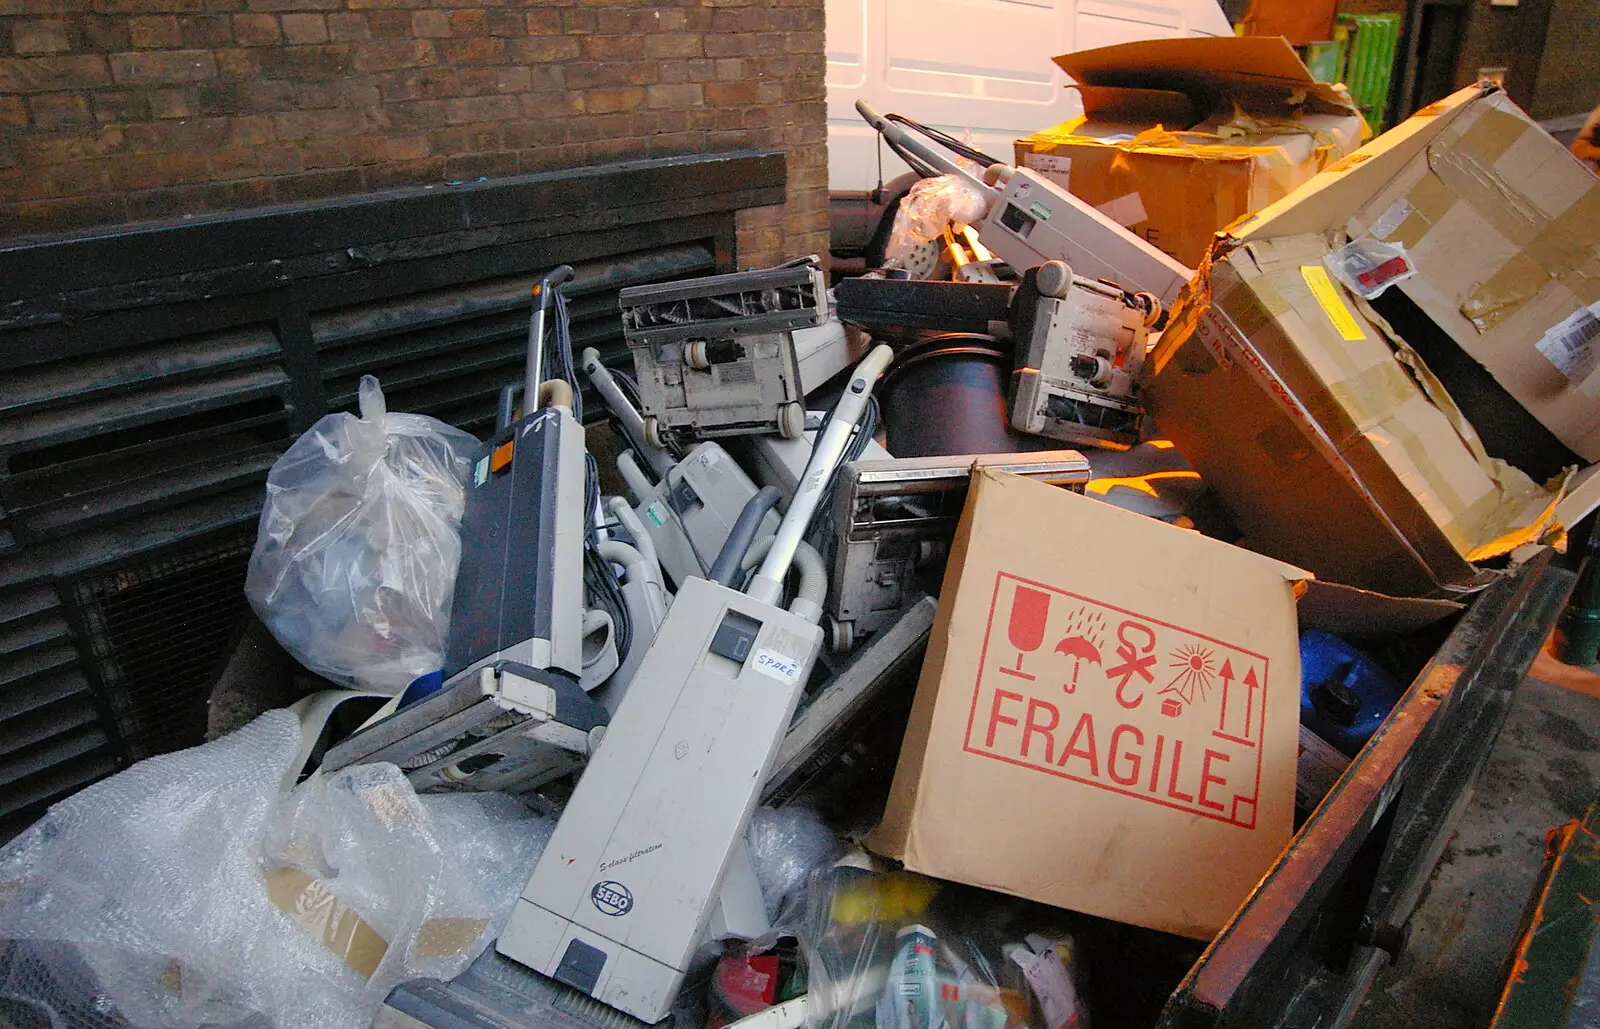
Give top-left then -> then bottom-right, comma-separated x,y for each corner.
751,648 -> 801,686
1023,152 -> 1072,175
1368,198 -> 1414,241
1536,301 -> 1600,384
1095,192 -> 1148,228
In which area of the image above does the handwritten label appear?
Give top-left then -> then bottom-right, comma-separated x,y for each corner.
752,647 -> 801,686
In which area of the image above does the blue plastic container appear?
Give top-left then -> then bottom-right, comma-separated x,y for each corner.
1299,630 -> 1405,757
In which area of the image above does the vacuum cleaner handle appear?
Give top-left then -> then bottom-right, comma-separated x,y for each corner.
524,264 -> 577,404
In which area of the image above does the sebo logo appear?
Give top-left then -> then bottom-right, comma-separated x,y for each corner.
590,880 -> 634,916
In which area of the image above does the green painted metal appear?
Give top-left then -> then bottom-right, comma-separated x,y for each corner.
1336,14 -> 1400,132
1302,39 -> 1346,85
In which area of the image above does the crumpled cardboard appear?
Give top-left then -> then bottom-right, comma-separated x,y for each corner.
1015,37 -> 1369,268
1145,84 -> 1600,597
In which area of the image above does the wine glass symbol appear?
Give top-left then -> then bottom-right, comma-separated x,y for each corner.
999,585 -> 1050,680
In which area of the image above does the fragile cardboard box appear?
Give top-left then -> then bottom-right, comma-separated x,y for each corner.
869,469 -> 1306,940
1145,84 -> 1600,598
1015,37 -> 1367,267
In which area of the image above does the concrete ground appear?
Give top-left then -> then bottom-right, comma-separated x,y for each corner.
1349,673 -> 1600,1028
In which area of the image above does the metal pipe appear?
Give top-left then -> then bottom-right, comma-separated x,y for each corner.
525,265 -> 576,400
581,347 -> 674,478
748,344 -> 893,607
854,100 -> 995,196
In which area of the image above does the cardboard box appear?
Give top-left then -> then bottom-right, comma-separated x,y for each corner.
868,469 -> 1307,940
1145,84 -> 1600,598
1015,37 -> 1368,268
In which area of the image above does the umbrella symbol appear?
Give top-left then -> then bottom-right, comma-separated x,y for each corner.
1055,635 -> 1102,693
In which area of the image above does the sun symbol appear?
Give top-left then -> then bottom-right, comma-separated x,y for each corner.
1162,643 -> 1217,704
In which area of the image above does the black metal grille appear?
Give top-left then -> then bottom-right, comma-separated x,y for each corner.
70,532 -> 255,760
0,152 -> 784,837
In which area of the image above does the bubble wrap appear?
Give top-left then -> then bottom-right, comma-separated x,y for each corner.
0,711 -> 553,1029
745,806 -> 841,922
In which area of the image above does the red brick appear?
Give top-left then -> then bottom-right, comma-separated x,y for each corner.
252,42 -> 349,78
503,117 -> 566,147
0,96 -> 27,126
123,115 -> 229,150
231,12 -> 279,42
561,9 -> 595,33
385,98 -> 446,128
704,80 -> 761,106
350,37 -> 433,70
274,166 -> 363,202
647,82 -> 701,109
272,105 -> 374,139
486,9 -> 522,34
280,12 -> 326,41
109,49 -> 215,83
81,17 -> 132,50
148,87 -> 193,117
512,35 -> 577,61
366,156 -> 443,187
326,12 -> 368,38
516,10 -> 555,34
518,142 -> 584,173
582,35 -> 643,59
586,136 -> 645,162
375,67 -> 453,100
92,89 -> 146,121
442,37 -> 508,63
3,195 -> 126,237
383,132 -> 428,159
644,33 -> 703,59
447,8 -> 484,34
12,19 -> 71,54
593,8 -> 652,32
213,47 -> 256,76
227,112 -> 274,144
0,55 -> 109,91
93,0 -> 206,11
714,58 -> 742,80
128,15 -> 181,46
28,92 -> 93,127
255,142 -> 302,173
427,122 -> 500,153
443,149 -> 516,179
244,0 -> 339,11
366,10 -> 409,35
179,15 -> 233,45
444,93 -> 516,122
410,9 -> 449,35
648,130 -> 706,156
207,146 -> 262,176
686,58 -> 714,81
300,134 -> 387,168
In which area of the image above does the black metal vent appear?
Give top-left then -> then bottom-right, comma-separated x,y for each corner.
0,152 -> 785,838
70,531 -> 255,763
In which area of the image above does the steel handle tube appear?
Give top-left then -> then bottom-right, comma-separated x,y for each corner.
525,264 -> 576,403
749,344 -> 894,608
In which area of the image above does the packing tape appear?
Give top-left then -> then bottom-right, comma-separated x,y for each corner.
1465,468 -> 1572,562
1198,299 -> 1445,579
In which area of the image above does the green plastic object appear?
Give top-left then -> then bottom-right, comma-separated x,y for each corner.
1335,14 -> 1400,133
1301,40 -> 1346,86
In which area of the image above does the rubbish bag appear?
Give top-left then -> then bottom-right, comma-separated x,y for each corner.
245,375 -> 478,693
884,169 -> 992,265
746,807 -> 843,922
0,710 -> 553,1029
793,867 -> 1089,1029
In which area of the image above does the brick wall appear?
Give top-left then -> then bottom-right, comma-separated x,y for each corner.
0,0 -> 827,265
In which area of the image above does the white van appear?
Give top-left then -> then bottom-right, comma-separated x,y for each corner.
826,0 -> 1234,261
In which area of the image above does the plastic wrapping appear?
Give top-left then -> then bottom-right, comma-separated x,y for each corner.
745,807 -> 842,922
1321,238 -> 1416,299
245,375 -> 478,694
884,171 -> 992,264
0,711 -> 553,1029
793,868 -> 1087,1029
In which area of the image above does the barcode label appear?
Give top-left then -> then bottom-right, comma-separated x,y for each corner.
1536,302 -> 1600,383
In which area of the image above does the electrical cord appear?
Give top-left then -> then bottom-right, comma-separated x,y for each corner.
884,113 -> 1001,169
803,394 -> 879,546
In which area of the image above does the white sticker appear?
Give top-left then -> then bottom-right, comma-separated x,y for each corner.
1368,198 -> 1413,241
473,456 -> 489,487
1022,152 -> 1072,179
751,647 -> 801,686
1095,191 -> 1148,228
1536,302 -> 1600,384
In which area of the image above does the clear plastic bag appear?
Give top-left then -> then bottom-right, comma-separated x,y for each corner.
746,807 -> 843,923
884,171 -> 992,264
793,867 -> 1089,1029
1321,238 -> 1416,299
245,376 -> 478,693
0,710 -> 553,1029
